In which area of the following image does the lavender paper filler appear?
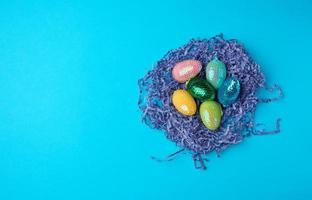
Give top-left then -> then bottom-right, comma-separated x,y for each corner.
138,34 -> 283,169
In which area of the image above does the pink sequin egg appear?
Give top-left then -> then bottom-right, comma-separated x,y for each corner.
172,60 -> 202,83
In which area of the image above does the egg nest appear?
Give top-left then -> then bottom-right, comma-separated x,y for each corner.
138,34 -> 282,167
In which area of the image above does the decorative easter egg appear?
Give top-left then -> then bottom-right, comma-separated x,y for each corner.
218,77 -> 241,106
186,77 -> 215,101
172,89 -> 197,116
205,58 -> 226,89
172,60 -> 202,83
200,101 -> 222,131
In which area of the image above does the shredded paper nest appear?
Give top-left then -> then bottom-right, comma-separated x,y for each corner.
138,34 -> 282,169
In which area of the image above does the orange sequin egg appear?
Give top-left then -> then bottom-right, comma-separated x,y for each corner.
172,89 -> 197,116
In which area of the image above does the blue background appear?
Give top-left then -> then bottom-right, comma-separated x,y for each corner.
0,0 -> 311,199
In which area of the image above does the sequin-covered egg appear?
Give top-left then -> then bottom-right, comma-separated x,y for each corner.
172,60 -> 202,83
172,89 -> 197,116
205,58 -> 226,89
186,77 -> 215,102
200,100 -> 222,131
218,77 -> 241,107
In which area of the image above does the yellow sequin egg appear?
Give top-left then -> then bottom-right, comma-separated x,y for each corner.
172,89 -> 197,116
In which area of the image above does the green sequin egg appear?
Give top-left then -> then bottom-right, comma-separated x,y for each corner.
186,77 -> 215,102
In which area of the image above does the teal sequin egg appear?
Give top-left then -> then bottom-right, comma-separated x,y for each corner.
217,77 -> 241,106
205,57 -> 227,89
